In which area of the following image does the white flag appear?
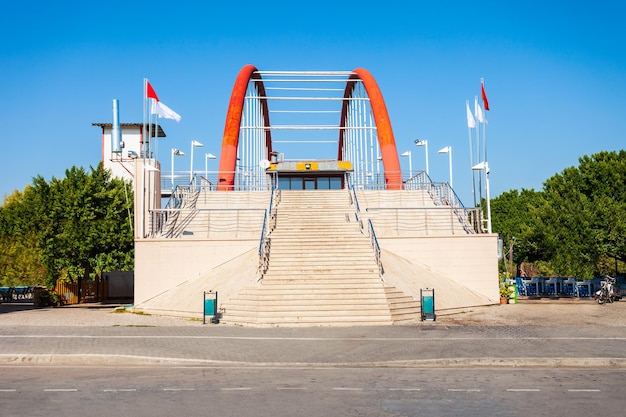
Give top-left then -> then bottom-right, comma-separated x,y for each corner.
466,100 -> 476,128
151,100 -> 181,122
474,96 -> 485,124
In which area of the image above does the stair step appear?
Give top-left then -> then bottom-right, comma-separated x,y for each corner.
222,189 -> 422,326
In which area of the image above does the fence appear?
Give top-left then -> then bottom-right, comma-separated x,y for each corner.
54,280 -> 107,304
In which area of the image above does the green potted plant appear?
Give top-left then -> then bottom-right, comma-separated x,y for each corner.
499,285 -> 512,304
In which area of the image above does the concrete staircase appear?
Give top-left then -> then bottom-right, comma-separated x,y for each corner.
221,190 -> 421,326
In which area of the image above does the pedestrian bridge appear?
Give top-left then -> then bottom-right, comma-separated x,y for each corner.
214,65 -> 403,192
133,65 -> 500,325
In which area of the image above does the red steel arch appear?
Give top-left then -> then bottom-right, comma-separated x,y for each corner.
217,64 -> 272,191
338,68 -> 402,190
217,65 -> 401,190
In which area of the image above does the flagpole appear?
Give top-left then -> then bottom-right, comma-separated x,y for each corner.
142,78 -> 147,159
141,78 -> 147,237
466,100 -> 477,208
474,96 -> 483,204
480,77 -> 489,233
481,77 -> 488,165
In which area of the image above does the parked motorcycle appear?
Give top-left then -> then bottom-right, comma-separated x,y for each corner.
595,275 -> 620,304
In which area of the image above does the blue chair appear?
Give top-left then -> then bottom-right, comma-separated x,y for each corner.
515,278 -> 527,296
562,278 -> 577,296
576,281 -> 592,297
529,277 -> 544,295
545,277 -> 563,296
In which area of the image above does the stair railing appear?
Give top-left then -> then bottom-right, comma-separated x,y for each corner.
350,185 -> 384,280
349,185 -> 364,234
257,185 -> 280,281
368,219 -> 384,281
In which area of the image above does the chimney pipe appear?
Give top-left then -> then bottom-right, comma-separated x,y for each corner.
111,99 -> 121,154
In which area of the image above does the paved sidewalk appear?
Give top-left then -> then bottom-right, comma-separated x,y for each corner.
1,301 -> 625,368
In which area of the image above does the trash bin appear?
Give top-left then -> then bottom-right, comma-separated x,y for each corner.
33,287 -> 48,307
420,288 -> 436,321
203,290 -> 218,324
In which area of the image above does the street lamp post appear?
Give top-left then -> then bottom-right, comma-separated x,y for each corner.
471,161 -> 492,233
190,140 -> 204,183
205,152 -> 216,184
414,139 -> 429,176
171,148 -> 185,188
438,146 -> 453,189
400,150 -> 413,179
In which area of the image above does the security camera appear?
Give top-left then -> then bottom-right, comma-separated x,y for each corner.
128,150 -> 138,159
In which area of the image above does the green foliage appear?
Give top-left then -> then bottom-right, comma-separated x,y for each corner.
0,163 -> 134,287
492,150 -> 626,278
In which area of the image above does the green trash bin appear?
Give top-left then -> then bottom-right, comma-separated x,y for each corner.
203,291 -> 218,324
420,288 -> 436,321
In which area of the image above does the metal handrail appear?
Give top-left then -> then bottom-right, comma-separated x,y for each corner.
257,183 -> 280,281
349,184 -> 383,279
364,206 -> 473,236
148,207 -> 265,238
368,219 -> 384,280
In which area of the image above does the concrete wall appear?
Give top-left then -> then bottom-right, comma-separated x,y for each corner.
134,238 -> 258,306
379,235 -> 499,302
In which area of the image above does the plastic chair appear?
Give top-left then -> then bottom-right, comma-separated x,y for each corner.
515,277 -> 527,296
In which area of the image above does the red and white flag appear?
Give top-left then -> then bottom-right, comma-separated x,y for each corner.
146,81 -> 181,122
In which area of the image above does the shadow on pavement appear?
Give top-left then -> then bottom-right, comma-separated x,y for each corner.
0,303 -> 38,314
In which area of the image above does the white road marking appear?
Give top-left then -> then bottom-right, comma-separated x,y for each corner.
163,388 -> 195,391
507,388 -> 541,392
277,387 -> 308,390
0,389 -> 17,392
103,389 -> 137,392
44,389 -> 78,392
221,387 -> 251,391
448,389 -> 481,392
568,389 -> 600,392
389,388 -> 421,391
333,387 -> 363,391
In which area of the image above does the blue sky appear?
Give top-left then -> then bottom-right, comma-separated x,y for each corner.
1,1 -> 625,206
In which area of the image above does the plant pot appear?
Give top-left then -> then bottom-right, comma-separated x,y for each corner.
500,297 -> 508,304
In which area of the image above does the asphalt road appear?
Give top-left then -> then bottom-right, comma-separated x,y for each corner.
2,323 -> 626,367
2,302 -> 626,416
1,366 -> 624,417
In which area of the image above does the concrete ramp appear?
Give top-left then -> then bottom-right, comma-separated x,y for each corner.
134,248 -> 259,319
380,249 -> 494,311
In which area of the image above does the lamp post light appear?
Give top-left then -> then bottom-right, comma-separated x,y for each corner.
414,139 -> 429,176
400,150 -> 413,179
471,161 -> 492,234
171,148 -> 185,187
190,140 -> 204,183
205,152 -> 216,183
438,146 -> 453,189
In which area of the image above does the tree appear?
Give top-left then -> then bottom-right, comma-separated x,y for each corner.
490,188 -> 548,275
541,151 -> 626,277
0,163 -> 134,288
0,189 -> 46,286
491,150 -> 626,278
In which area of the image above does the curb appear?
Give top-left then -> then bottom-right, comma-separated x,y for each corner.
2,354 -> 626,368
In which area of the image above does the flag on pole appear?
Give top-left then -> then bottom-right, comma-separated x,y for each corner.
481,82 -> 490,111
466,100 -> 475,128
151,100 -> 182,122
147,81 -> 159,101
475,96 -> 485,124
146,81 -> 181,122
